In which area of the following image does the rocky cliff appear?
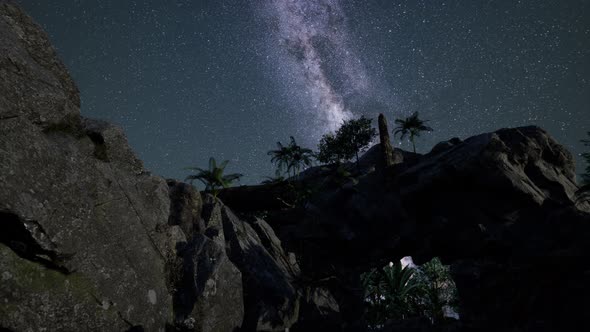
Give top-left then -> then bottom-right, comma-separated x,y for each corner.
1,2 -> 589,332
0,2 -> 298,331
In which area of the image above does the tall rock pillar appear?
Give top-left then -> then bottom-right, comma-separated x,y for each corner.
378,113 -> 394,168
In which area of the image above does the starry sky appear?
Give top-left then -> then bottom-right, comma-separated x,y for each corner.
18,0 -> 590,184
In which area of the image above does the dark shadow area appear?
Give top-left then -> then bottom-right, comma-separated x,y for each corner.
0,211 -> 71,274
87,131 -> 109,161
170,240 -> 197,330
124,325 -> 144,332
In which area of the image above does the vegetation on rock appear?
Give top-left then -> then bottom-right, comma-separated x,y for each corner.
362,261 -> 423,326
317,115 -> 377,166
268,136 -> 314,180
361,257 -> 458,328
393,112 -> 433,153
317,133 -> 345,165
185,157 -> 243,197
419,257 -> 459,323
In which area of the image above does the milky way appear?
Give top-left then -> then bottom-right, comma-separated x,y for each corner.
258,0 -> 378,137
19,0 -> 589,184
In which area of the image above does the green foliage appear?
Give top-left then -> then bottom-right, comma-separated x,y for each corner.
185,157 -> 243,197
393,112 -> 433,153
361,257 -> 458,328
317,133 -> 346,165
267,136 -> 314,180
317,115 -> 377,165
420,257 -> 459,323
362,262 -> 423,327
581,132 -> 590,185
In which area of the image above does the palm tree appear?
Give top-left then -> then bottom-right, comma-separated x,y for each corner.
362,261 -> 423,324
185,157 -> 242,197
393,112 -> 433,153
268,136 -> 314,180
286,136 -> 314,179
268,140 -> 292,177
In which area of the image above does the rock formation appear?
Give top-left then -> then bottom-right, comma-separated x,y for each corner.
0,2 -> 299,331
241,126 -> 590,331
378,113 -> 394,168
1,1 -> 173,329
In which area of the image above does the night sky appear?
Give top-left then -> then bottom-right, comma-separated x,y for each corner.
18,0 -> 590,184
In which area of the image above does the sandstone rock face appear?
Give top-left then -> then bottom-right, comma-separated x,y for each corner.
0,2 -> 173,330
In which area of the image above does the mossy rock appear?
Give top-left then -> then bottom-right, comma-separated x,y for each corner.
0,244 -> 126,331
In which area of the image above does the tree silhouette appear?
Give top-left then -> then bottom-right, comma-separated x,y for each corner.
287,136 -> 314,179
267,140 -> 291,176
317,116 -> 377,167
339,115 -> 378,165
185,157 -> 242,197
268,136 -> 313,180
393,112 -> 433,153
316,133 -> 345,165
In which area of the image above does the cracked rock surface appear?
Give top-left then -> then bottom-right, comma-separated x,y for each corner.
0,1 -> 173,329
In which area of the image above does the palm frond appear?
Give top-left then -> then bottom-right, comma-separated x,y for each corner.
185,157 -> 242,196
218,159 -> 230,171
208,157 -> 216,171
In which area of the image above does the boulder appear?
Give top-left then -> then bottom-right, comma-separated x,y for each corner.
202,197 -> 300,331
398,126 -> 579,208
167,179 -> 204,239
173,234 -> 244,332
